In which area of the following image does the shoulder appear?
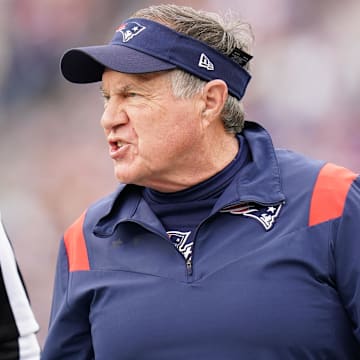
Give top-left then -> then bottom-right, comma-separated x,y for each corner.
308,162 -> 358,226
275,148 -> 325,176
274,149 -> 358,226
62,186 -> 125,272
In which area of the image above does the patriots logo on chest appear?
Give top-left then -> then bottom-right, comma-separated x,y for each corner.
116,21 -> 146,42
167,231 -> 193,261
220,202 -> 283,231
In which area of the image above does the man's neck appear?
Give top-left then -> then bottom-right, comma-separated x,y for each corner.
144,133 -> 239,193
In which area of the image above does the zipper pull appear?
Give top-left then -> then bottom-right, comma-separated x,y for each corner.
186,257 -> 193,276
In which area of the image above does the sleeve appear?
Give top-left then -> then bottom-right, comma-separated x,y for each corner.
0,214 -> 40,360
333,176 -> 360,342
41,216 -> 94,360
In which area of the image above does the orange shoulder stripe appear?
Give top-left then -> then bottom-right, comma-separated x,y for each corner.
64,211 -> 90,272
309,163 -> 358,227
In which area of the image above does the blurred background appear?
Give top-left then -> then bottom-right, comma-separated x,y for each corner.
0,0 -> 359,346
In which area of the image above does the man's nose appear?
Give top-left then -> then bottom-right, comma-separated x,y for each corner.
100,99 -> 128,132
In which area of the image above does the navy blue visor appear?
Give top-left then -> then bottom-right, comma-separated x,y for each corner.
61,18 -> 252,100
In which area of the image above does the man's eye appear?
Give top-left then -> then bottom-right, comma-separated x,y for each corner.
100,90 -> 110,101
102,96 -> 110,108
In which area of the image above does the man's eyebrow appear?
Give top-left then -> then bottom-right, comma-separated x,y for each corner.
103,80 -> 153,94
99,85 -> 107,95
99,72 -> 165,96
99,84 -> 132,94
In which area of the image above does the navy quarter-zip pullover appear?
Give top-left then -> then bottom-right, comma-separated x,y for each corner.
42,122 -> 360,359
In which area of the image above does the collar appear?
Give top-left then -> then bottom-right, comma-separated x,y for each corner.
213,121 -> 285,211
92,121 -> 285,236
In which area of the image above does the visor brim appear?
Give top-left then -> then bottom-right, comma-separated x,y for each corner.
60,45 -> 177,83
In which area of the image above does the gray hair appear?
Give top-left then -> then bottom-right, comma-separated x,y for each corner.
132,4 -> 254,134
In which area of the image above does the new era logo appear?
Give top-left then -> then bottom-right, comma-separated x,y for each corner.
116,21 -> 146,42
198,53 -> 214,71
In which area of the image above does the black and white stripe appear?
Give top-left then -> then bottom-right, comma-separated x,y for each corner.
0,214 -> 40,359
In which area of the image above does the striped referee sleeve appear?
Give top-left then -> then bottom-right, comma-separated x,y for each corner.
0,213 -> 40,359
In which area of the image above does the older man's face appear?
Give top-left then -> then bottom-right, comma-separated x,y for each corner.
100,69 -> 204,192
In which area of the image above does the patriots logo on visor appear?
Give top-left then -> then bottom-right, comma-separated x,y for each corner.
116,21 -> 146,42
221,202 -> 283,231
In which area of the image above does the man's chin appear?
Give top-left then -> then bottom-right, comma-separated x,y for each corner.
114,169 -> 132,185
114,167 -> 141,186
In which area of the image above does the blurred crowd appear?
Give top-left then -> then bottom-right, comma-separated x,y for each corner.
0,0 -> 359,346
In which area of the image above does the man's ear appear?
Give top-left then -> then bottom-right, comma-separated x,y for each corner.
201,79 -> 228,126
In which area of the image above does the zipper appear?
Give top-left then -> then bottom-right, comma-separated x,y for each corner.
184,213 -> 219,280
123,220 -> 193,277
185,200 -> 286,279
186,257 -> 193,277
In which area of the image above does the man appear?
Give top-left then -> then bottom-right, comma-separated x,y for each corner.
42,4 -> 360,359
0,214 -> 40,359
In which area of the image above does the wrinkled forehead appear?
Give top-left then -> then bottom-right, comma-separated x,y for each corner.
100,67 -> 173,90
